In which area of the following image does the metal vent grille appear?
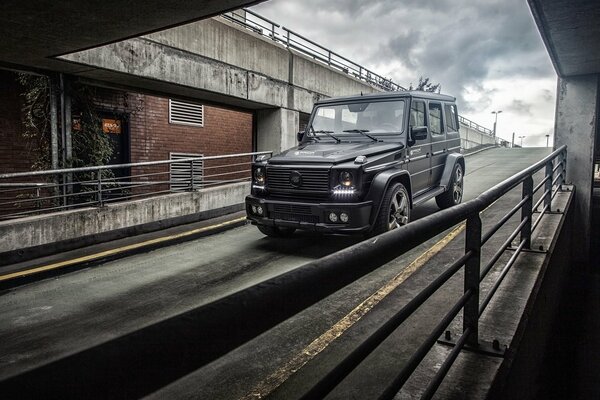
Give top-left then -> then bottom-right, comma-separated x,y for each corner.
170,152 -> 203,192
169,99 -> 204,127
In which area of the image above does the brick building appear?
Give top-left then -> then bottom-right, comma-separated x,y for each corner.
0,70 -> 254,175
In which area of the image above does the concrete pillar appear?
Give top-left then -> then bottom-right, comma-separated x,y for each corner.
256,108 -> 299,154
554,74 -> 599,266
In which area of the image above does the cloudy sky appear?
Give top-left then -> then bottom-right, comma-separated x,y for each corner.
252,0 -> 557,147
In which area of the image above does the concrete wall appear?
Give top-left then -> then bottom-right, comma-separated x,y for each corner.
460,123 -> 497,150
0,182 -> 249,253
59,17 -> 379,115
256,108 -> 299,153
554,74 -> 598,266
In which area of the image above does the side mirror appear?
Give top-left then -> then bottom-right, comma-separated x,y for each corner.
411,126 -> 428,141
297,131 -> 305,143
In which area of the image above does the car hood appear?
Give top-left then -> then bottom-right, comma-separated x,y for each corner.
268,141 -> 404,164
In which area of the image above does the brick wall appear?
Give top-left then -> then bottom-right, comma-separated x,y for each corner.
91,87 -> 254,194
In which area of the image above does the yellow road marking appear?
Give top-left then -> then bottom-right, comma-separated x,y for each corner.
242,222 -> 467,400
0,217 -> 247,282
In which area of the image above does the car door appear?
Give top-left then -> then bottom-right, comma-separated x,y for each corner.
428,102 -> 446,186
407,99 -> 432,194
444,103 -> 461,155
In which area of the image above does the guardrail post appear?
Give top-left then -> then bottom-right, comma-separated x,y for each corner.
521,176 -> 533,248
464,214 -> 481,347
96,170 -> 103,207
189,160 -> 195,191
327,51 -> 331,66
544,161 -> 553,209
559,149 -> 566,188
286,29 -> 290,47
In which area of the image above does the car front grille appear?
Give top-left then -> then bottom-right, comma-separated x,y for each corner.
267,167 -> 330,193
273,203 -> 313,215
271,212 -> 319,224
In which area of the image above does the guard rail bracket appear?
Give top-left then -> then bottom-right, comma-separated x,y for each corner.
437,334 -> 507,358
505,247 -> 548,254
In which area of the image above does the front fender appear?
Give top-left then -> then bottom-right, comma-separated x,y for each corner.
440,154 -> 465,189
365,169 -> 412,225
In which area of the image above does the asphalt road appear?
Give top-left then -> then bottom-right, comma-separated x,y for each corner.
0,147 -> 552,398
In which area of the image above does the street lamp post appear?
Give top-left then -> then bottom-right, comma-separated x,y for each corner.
518,135 -> 526,147
545,134 -> 550,147
491,110 -> 503,137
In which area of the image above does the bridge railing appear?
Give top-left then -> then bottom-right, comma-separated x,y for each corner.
2,147 -> 569,396
147,145 -> 565,398
459,115 -> 494,136
0,151 -> 271,221
221,8 -> 404,92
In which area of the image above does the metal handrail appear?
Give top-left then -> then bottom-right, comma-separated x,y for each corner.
221,9 -> 496,136
459,115 -> 494,136
0,151 -> 271,220
3,146 -> 568,397
221,9 -> 404,92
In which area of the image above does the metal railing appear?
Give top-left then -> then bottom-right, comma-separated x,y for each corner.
290,145 -> 568,399
459,115 -> 494,136
221,8 -> 404,92
2,146 -> 569,397
0,151 -> 271,220
222,9 -> 496,139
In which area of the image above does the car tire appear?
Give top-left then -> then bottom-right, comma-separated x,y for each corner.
436,163 -> 464,209
257,225 -> 296,237
372,182 -> 411,235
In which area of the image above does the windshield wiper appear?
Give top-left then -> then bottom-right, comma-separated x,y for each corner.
310,126 -> 341,143
343,129 -> 379,142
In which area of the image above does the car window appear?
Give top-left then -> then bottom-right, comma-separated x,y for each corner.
311,100 -> 405,136
429,102 -> 443,136
410,100 -> 426,127
444,104 -> 458,132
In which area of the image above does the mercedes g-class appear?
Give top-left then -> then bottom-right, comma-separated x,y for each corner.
246,91 -> 465,237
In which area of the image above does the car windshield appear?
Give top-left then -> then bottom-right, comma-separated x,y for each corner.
310,100 -> 405,138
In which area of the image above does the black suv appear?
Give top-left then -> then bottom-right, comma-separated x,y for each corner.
246,91 -> 465,237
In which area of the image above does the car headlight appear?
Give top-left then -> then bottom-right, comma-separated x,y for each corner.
254,167 -> 266,184
339,171 -> 353,187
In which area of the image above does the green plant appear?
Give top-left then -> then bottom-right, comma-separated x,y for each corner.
18,74 -> 116,171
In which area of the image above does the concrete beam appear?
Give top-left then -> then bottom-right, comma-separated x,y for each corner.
0,0 -> 265,73
256,108 -> 299,153
58,17 -> 379,114
554,74 -> 599,265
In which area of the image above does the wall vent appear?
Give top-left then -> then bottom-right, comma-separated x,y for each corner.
169,99 -> 204,127
170,152 -> 203,192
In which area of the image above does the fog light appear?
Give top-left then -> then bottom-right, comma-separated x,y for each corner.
256,206 -> 264,216
251,205 -> 257,214
328,212 -> 338,222
340,213 -> 349,223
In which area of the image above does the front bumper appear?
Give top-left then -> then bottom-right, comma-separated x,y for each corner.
245,195 -> 373,233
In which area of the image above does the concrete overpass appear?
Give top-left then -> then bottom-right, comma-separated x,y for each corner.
3,1 -> 600,398
0,0 -> 264,73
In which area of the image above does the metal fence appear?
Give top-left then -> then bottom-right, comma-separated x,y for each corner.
0,151 -> 271,221
459,115 -> 494,136
1,146 -> 568,396
221,8 -> 404,92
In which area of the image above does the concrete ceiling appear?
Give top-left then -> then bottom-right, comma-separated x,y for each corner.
529,0 -> 600,77
0,0 -> 264,73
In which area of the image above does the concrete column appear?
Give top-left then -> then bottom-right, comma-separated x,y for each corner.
256,108 -> 299,154
554,74 -> 599,266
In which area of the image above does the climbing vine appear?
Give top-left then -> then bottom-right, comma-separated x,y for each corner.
17,73 -> 136,171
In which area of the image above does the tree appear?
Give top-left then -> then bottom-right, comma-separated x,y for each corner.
408,76 -> 441,93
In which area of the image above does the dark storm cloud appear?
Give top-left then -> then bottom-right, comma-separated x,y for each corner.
253,0 -> 556,115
